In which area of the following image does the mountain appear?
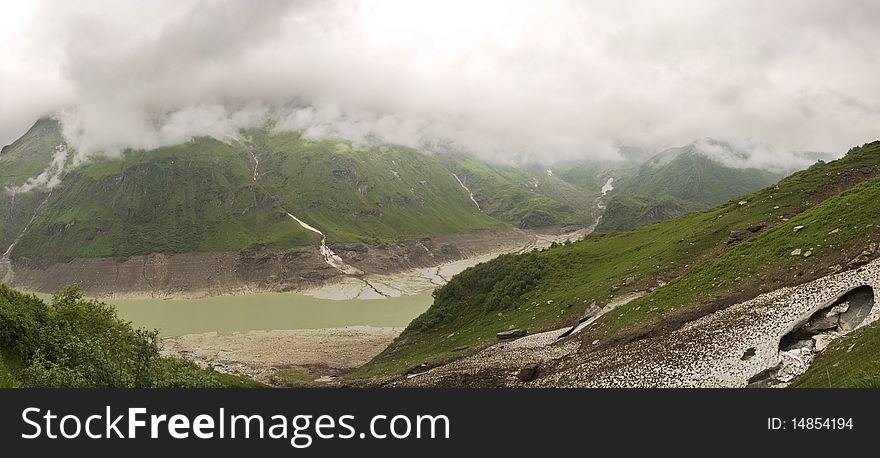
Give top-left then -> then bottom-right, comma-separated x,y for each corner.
0,119 -> 606,296
0,119 -> 67,251
358,140 -> 880,379
597,142 -> 784,232
438,155 -> 599,228
8,125 -> 512,259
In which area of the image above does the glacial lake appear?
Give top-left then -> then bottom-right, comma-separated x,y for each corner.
34,291 -> 434,337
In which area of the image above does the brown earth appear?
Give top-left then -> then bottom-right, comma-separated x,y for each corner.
4,227 -> 545,298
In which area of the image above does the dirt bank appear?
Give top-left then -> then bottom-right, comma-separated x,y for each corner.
160,326 -> 402,384
1,228 -> 536,298
4,227 -> 584,298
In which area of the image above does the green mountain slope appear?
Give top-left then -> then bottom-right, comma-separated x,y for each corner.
598,144 -> 783,232
0,119 -> 66,250
6,124 -> 514,259
245,129 -> 506,244
439,155 -> 597,228
12,136 -> 319,258
358,140 -> 880,377
0,118 -> 64,188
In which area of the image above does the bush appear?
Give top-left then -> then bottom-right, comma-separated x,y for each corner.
407,253 -> 545,333
0,284 -> 239,387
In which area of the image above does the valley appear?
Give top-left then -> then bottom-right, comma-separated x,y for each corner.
2,117 -> 878,389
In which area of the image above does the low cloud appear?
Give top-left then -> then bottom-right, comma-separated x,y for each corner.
2,0 -> 879,166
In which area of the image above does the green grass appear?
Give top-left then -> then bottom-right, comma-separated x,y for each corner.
210,372 -> 268,388
791,320 -> 880,388
269,367 -> 315,387
356,141 -> 880,377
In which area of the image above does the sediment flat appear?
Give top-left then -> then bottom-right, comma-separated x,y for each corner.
160,326 -> 402,384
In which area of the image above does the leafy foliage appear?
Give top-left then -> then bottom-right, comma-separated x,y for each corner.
0,284 -> 261,387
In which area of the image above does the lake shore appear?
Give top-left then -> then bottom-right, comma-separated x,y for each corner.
160,326 -> 402,385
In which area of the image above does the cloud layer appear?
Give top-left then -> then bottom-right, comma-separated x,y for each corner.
2,0 -> 879,165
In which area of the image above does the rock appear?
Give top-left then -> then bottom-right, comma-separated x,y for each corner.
738,200 -> 748,206
497,329 -> 527,340
828,228 -> 840,235
793,225 -> 805,232
747,362 -> 782,386
610,286 -> 621,292
790,249 -> 802,256
728,230 -> 745,241
812,334 -> 834,351
781,339 -> 814,352
838,289 -> 874,331
747,224 -> 765,233
579,303 -> 602,322
803,250 -> 812,258
745,378 -> 773,388
623,277 -> 635,286
740,347 -> 757,360
847,251 -> 872,268
803,314 -> 839,333
517,363 -> 540,382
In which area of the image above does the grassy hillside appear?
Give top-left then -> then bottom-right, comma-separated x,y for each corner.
0,284 -> 263,387
358,141 -> 880,377
247,129 -> 506,244
13,137 -> 318,258
9,128 -> 511,259
791,320 -> 880,388
440,154 -> 597,228
0,118 -> 64,188
598,145 -> 783,231
0,119 -> 66,251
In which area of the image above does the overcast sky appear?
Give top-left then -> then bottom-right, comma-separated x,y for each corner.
1,0 -> 878,165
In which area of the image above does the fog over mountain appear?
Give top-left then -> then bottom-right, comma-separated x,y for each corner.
1,0 -> 878,166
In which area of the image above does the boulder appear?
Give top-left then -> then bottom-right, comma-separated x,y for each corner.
812,334 -> 834,352
497,329 -> 527,340
790,249 -> 802,256
623,277 -> 636,286
793,225 -> 805,232
847,251 -> 872,268
781,339 -> 814,352
803,314 -> 839,333
580,303 -> 602,322
517,363 -> 540,382
747,362 -> 782,386
747,224 -> 765,233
